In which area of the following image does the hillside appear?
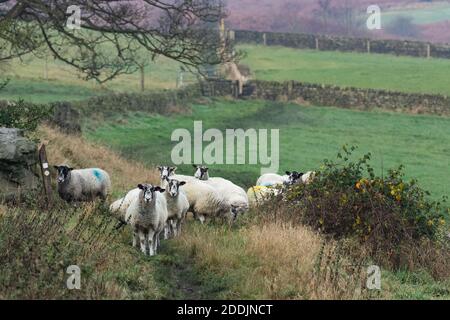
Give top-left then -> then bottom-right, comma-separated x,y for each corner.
2,125 -> 449,299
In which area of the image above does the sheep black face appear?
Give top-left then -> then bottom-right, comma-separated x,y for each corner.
53,165 -> 74,183
193,165 -> 209,180
285,171 -> 304,185
158,166 -> 177,181
138,184 -> 165,203
231,204 -> 239,222
166,179 -> 186,197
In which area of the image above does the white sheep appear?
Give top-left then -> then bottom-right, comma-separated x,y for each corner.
110,188 -> 141,221
301,171 -> 316,184
247,185 -> 281,207
171,175 -> 233,223
157,166 -> 177,186
193,165 -> 249,215
256,171 -> 303,187
126,184 -> 168,256
53,165 -> 111,202
162,178 -> 189,238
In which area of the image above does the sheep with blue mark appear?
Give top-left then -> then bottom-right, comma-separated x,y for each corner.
53,165 -> 111,202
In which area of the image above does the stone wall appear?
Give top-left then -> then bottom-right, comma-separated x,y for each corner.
234,30 -> 450,59
242,80 -> 450,115
0,128 -> 39,201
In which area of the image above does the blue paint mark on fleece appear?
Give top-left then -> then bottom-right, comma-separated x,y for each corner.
92,169 -> 103,182
261,182 -> 275,187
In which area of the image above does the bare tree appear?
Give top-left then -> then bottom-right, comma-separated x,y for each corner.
0,0 -> 236,83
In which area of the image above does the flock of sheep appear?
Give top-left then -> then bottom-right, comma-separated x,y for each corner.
52,164 -> 315,256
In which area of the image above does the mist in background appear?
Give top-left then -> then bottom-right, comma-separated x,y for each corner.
226,0 -> 450,43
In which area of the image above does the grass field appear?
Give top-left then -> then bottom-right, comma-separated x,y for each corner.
0,54 -> 196,103
239,45 -> 450,96
3,125 -> 446,300
3,43 -> 450,103
85,99 -> 450,200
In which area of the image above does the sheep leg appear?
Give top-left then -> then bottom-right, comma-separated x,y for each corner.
163,223 -> 170,240
198,215 -> 205,224
169,220 -> 176,237
139,230 -> 148,255
148,230 -> 155,256
132,230 -> 139,248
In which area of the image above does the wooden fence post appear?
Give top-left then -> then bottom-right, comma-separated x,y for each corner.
263,33 -> 267,46
38,144 -> 53,209
315,37 -> 319,50
367,40 -> 371,54
427,44 -> 431,59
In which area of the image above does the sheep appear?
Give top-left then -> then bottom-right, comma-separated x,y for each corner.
247,185 -> 281,207
161,177 -> 189,238
193,165 -> 249,215
110,188 -> 141,222
53,165 -> 111,202
256,171 -> 303,187
301,171 -> 316,184
157,166 -> 177,186
193,165 -> 209,180
172,177 -> 233,223
126,184 -> 168,256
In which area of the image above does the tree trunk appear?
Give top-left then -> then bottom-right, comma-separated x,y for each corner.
140,65 -> 145,92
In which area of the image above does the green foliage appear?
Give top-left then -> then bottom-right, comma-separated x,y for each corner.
286,145 -> 449,267
0,78 -> 9,91
0,99 -> 53,131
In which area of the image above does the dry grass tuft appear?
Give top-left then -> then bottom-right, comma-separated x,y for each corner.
38,125 -> 160,195
177,222 -> 365,300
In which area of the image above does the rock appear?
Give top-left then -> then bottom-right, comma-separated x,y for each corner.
0,128 -> 40,201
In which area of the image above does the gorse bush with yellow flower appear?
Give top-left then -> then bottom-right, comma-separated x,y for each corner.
284,145 -> 449,270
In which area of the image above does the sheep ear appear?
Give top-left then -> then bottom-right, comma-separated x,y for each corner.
286,171 -> 291,175
157,166 -> 162,171
68,167 -> 74,171
53,165 -> 60,170
171,166 -> 177,172
299,172 -> 305,177
179,181 -> 186,186
192,164 -> 198,168
157,188 -> 165,193
138,184 -> 145,190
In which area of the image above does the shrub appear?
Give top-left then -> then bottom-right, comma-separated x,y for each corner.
283,146 -> 449,269
0,99 -> 53,132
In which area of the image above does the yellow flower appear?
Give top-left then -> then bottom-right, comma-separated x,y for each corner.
355,216 -> 361,225
356,182 -> 361,189
396,195 -> 401,201
319,218 -> 324,225
427,220 -> 434,227
439,219 -> 446,226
